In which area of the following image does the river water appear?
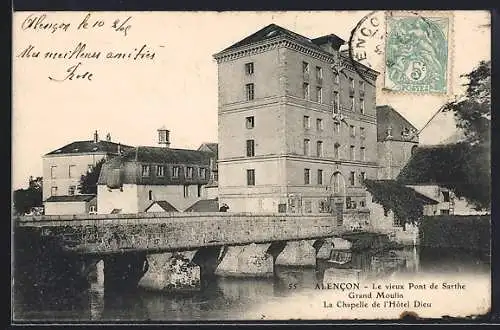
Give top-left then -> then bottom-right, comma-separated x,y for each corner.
13,246 -> 490,321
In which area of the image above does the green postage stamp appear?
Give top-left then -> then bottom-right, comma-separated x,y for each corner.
385,14 -> 451,93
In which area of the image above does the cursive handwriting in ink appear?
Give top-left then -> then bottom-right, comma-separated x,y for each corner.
112,16 -> 132,36
48,62 -> 93,82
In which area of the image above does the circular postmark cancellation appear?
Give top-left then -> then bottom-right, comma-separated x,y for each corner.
349,11 -> 451,94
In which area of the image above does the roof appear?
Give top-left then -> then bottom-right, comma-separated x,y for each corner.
198,143 -> 218,154
45,140 -> 133,156
45,194 -> 96,203
376,105 -> 418,142
219,24 -> 328,54
145,200 -> 178,212
397,142 -> 490,186
121,146 -> 213,164
184,199 -> 219,212
364,180 -> 439,206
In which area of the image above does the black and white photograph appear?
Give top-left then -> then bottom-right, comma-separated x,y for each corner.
12,10 -> 491,322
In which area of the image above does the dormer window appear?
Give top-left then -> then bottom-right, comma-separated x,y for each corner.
186,167 -> 193,179
172,166 -> 180,178
141,165 -> 150,177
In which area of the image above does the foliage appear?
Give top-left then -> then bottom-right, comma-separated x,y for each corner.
13,178 -> 43,215
363,180 -> 426,226
438,60 -> 491,210
443,60 -> 491,145
78,158 -> 106,195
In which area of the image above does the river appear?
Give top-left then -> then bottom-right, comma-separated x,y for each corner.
13,246 -> 490,321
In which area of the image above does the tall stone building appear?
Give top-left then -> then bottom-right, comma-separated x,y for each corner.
213,24 -> 379,215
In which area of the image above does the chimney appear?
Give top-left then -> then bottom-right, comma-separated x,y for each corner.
311,34 -> 345,53
106,133 -> 112,141
157,126 -> 170,148
117,143 -> 121,155
93,130 -> 99,143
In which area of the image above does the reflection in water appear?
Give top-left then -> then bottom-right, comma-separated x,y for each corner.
14,246 -> 490,321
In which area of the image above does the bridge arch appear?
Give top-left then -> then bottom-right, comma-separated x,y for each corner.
327,171 -> 347,208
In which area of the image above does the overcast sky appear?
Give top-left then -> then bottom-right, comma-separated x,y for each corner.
12,11 -> 490,189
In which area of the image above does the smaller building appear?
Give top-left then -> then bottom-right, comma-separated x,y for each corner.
197,143 -> 218,199
397,143 -> 488,216
97,144 -> 216,213
44,194 -> 97,215
376,105 -> 419,180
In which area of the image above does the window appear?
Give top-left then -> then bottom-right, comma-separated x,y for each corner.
303,115 -> 310,129
87,164 -> 93,173
316,141 -> 323,157
302,61 -> 309,75
333,91 -> 339,113
246,116 -> 255,129
349,171 -> 355,186
304,169 -> 310,184
183,185 -> 189,198
440,209 -> 450,215
334,143 -> 340,159
350,145 -> 355,160
214,172 -> 219,181
317,169 -> 323,185
360,127 -> 365,139
247,169 -> 255,186
68,165 -> 76,178
68,185 -> 76,195
350,125 -> 356,137
305,200 -> 312,213
186,167 -> 193,178
334,71 -> 339,84
156,165 -> 165,177
349,77 -> 354,88
245,62 -> 254,75
360,172 -> 366,184
360,200 -> 366,208
199,167 -> 206,179
442,191 -> 450,202
350,96 -> 355,110
278,203 -> 287,213
197,185 -> 202,197
245,83 -> 254,101
359,80 -> 365,91
89,205 -> 97,213
333,173 -> 340,193
360,98 -> 365,114
360,147 -> 366,161
316,86 -> 322,103
316,66 -> 323,81
334,122 -> 340,133
246,139 -> 255,157
50,166 -> 57,179
303,82 -> 310,100
141,165 -> 150,177
303,139 -> 310,155
148,190 -> 153,201
316,118 -> 323,131
172,166 -> 180,178
346,196 -> 352,209
51,186 -> 58,196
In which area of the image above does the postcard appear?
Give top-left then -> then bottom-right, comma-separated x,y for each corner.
12,10 -> 491,322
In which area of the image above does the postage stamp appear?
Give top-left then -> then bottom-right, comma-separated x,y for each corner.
384,13 -> 451,94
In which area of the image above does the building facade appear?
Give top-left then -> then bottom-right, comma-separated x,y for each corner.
44,195 -> 97,215
213,24 -> 379,214
42,131 -> 133,201
376,105 -> 419,180
97,146 -> 216,213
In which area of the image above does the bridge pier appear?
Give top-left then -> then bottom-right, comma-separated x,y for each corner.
138,251 -> 201,291
215,243 -> 273,278
275,240 -> 317,267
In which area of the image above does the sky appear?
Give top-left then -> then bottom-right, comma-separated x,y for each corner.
12,11 -> 491,189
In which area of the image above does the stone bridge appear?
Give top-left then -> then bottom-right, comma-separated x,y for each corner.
14,212 -> 355,293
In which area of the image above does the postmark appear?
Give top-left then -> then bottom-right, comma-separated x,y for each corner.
385,14 -> 450,93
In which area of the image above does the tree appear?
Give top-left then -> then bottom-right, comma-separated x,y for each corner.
441,60 -> 491,211
78,158 -> 106,195
444,60 -> 491,145
13,176 -> 43,215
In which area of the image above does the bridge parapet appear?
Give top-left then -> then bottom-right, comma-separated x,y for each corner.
14,212 -> 342,254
